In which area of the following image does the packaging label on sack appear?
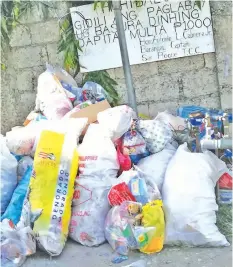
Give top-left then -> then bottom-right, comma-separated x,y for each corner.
219,189 -> 232,204
108,182 -> 136,206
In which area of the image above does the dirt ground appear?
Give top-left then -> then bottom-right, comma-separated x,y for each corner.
24,240 -> 232,267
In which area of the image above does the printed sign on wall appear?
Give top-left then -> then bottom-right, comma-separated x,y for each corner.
70,0 -> 215,73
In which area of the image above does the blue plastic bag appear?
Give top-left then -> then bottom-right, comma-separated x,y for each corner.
177,105 -> 207,118
122,130 -> 150,165
60,81 -> 82,101
1,166 -> 32,225
81,81 -> 109,103
11,153 -> 23,162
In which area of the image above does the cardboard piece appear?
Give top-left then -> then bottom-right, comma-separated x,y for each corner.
68,100 -> 111,135
69,100 -> 110,122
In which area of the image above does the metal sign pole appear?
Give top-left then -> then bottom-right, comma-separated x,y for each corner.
112,0 -> 138,115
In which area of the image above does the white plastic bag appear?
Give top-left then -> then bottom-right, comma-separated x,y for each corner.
137,142 -> 177,192
5,124 -> 39,156
155,111 -> 192,144
78,124 -> 119,178
155,111 -> 186,131
6,119 -> 87,156
69,177 -> 113,246
162,143 -> 230,247
0,135 -> 17,215
35,67 -> 73,120
136,119 -> 173,154
0,219 -> 36,267
1,196 -> 36,267
97,105 -> 136,141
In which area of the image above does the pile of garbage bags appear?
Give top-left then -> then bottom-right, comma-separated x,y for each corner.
1,64 -> 232,266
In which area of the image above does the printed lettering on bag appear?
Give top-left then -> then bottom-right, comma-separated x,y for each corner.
37,150 -> 57,168
51,169 -> 70,223
80,232 -> 93,241
110,192 -> 135,206
32,169 -> 36,179
37,160 -> 56,168
79,156 -> 98,174
73,189 -> 80,199
79,163 -> 85,168
72,211 -> 90,216
75,184 -> 92,206
70,220 -> 78,226
79,156 -> 98,161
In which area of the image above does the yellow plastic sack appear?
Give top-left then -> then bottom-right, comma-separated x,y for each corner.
136,200 -> 165,254
29,119 -> 87,256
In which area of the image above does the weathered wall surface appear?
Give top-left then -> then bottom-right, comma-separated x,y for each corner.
1,1 -> 232,134
211,1 -> 232,110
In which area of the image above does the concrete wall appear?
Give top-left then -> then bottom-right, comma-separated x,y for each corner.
1,1 -> 232,134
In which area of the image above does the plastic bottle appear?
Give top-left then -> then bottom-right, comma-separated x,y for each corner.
228,113 -> 232,137
217,149 -> 232,205
224,113 -> 232,138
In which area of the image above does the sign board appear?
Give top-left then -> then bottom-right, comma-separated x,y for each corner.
70,0 -> 215,73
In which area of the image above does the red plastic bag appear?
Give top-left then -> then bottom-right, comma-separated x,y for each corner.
108,182 -> 136,206
116,139 -> 131,172
219,172 -> 232,190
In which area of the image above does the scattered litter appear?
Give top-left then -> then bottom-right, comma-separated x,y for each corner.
122,259 -> 147,267
1,63 -> 232,266
99,252 -> 110,257
111,254 -> 128,264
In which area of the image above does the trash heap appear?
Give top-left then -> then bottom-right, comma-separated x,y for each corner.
1,64 -> 232,266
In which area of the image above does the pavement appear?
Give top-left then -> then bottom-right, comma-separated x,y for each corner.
24,240 -> 232,267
